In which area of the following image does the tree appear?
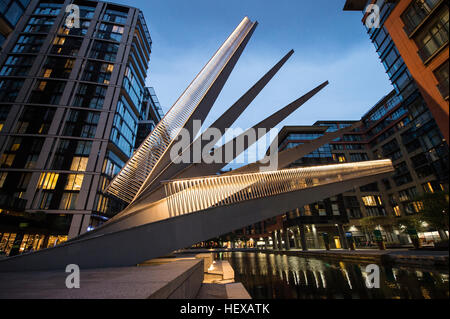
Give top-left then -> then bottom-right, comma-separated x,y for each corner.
393,215 -> 426,249
394,215 -> 425,233
359,215 -> 395,231
359,216 -> 395,244
414,192 -> 449,231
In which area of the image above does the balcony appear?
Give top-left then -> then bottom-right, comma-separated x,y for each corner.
417,19 -> 449,63
437,77 -> 449,100
402,0 -> 443,36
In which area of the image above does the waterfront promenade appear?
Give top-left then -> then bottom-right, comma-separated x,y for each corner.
178,248 -> 449,268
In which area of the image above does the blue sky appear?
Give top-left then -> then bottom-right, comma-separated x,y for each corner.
113,0 -> 393,162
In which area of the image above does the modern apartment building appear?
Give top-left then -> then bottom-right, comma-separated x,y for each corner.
134,86 -> 163,150
344,0 -> 448,141
235,86 -> 448,249
0,0 -> 161,256
0,0 -> 30,50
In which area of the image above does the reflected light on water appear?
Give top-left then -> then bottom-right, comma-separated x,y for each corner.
220,252 -> 449,299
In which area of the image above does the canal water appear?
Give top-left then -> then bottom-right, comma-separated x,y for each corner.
220,252 -> 449,299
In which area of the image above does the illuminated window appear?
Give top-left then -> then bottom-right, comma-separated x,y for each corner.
11,142 -> 20,151
332,204 -> 340,215
412,201 -> 424,212
362,196 -> 380,207
43,69 -> 52,78
38,173 -> 59,190
60,192 -> 78,210
112,25 -> 124,34
0,172 -> 7,188
53,36 -> 65,45
38,81 -> 47,91
15,121 -> 29,133
333,154 -> 346,163
70,157 -> 88,172
65,174 -> 84,191
0,154 -> 15,167
304,205 -> 312,216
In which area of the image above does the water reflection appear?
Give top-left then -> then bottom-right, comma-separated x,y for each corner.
221,252 -> 449,299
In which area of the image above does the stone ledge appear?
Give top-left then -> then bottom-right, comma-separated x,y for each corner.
0,258 -> 204,299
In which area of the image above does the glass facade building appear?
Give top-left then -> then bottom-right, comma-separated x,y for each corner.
0,0 -> 30,50
0,0 -> 162,256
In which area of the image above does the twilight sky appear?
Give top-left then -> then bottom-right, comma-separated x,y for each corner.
112,0 -> 393,163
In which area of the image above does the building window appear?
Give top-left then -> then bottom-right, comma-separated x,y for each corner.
4,1 -> 24,25
393,161 -> 413,186
0,105 -> 11,132
15,106 -> 55,135
102,8 -> 128,24
63,110 -> 100,138
350,153 -> 369,162
50,36 -> 83,56
82,60 -> 114,84
64,174 -> 84,191
40,57 -> 74,79
333,154 -> 346,163
434,60 -> 449,99
96,23 -> 124,42
51,139 -> 92,171
70,156 -> 88,172
393,205 -> 401,216
24,16 -> 56,33
398,187 -> 418,202
28,80 -> 65,104
401,0 -> 441,35
89,40 -> 119,62
33,2 -> 61,16
362,195 -> 383,207
58,20 -> 90,36
0,55 -> 34,76
0,78 -> 24,102
59,192 -> 78,210
416,8 -> 449,62
37,172 -> 59,190
331,204 -> 340,216
72,84 -> 107,109
12,34 -> 45,53
0,137 -> 43,169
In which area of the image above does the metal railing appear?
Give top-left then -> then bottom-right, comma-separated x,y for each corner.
402,0 -> 442,36
106,17 -> 255,203
417,16 -> 449,63
163,159 -> 394,217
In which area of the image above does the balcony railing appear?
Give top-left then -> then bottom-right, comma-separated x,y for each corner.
402,0 -> 442,36
417,18 -> 449,63
437,77 -> 449,99
163,160 -> 394,217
